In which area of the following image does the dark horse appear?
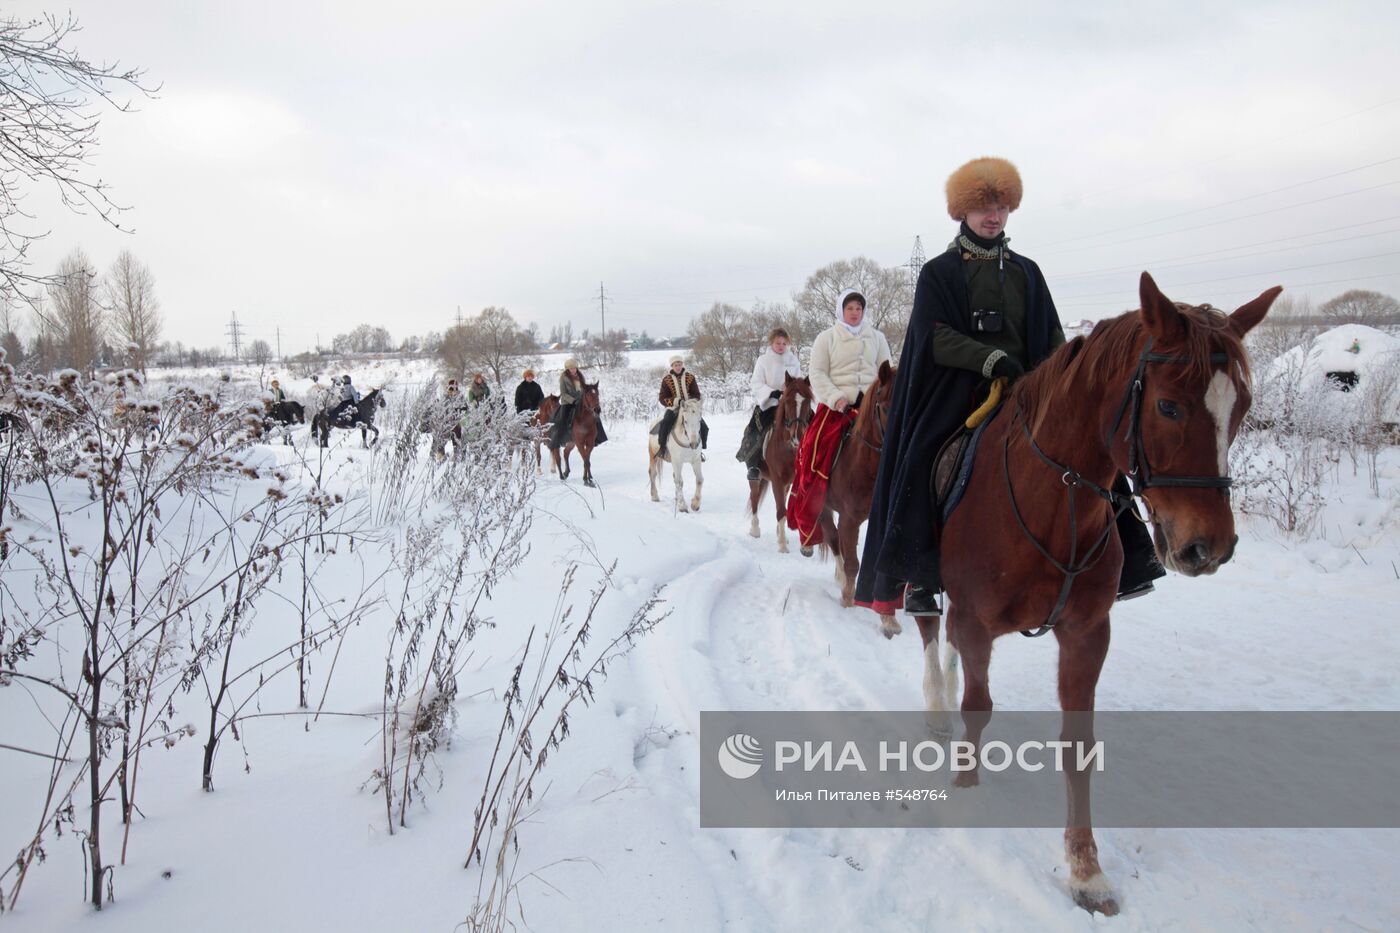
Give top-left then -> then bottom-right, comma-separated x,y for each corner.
817,362 -> 898,634
746,374 -> 813,554
264,400 -> 305,446
312,389 -> 386,448
551,383 -> 601,486
918,273 -> 1278,915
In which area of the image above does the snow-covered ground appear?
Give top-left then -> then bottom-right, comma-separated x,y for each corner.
3,368 -> 1399,931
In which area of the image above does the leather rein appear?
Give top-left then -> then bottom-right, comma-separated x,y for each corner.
1006,336 -> 1233,637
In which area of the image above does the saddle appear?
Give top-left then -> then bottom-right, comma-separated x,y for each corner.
933,400 -> 1003,523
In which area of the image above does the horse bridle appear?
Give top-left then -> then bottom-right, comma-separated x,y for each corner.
782,393 -> 812,449
1110,336 -> 1234,498
1008,334 -> 1235,638
848,393 -> 888,454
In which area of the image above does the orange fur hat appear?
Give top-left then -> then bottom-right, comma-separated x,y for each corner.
945,157 -> 1023,220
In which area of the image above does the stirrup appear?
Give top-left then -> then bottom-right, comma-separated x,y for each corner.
904,585 -> 942,617
1115,581 -> 1155,602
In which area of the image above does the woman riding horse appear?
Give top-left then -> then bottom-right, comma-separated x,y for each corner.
549,359 -> 607,449
738,327 -> 803,481
786,290 -> 891,554
855,156 -> 1163,619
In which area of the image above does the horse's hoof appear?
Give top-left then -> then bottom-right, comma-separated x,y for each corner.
650,494 -> 660,502
800,546 -> 814,558
749,527 -> 761,539
841,594 -> 855,608
880,615 -> 902,639
1071,884 -> 1119,917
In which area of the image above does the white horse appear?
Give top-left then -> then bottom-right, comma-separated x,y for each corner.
648,398 -> 704,512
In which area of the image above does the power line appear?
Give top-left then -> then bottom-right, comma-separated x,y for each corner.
1041,179 -> 1400,256
1056,250 -> 1400,301
1052,217 -> 1400,280
1054,95 -> 1400,210
1047,155 -> 1400,250
1063,271 -> 1400,310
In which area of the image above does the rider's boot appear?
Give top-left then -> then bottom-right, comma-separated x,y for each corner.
904,584 -> 942,617
1116,509 -> 1166,601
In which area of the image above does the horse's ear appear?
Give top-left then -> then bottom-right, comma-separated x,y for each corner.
783,372 -> 794,386
1229,285 -> 1282,337
878,360 -> 893,383
1139,272 -> 1183,341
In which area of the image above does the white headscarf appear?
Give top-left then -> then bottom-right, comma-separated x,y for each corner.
836,290 -> 866,335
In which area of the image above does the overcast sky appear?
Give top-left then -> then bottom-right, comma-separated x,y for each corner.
9,0 -> 1400,352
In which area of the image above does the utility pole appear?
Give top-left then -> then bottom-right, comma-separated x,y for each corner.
597,281 -> 611,367
906,236 -> 926,287
226,311 -> 244,361
455,305 -> 463,327
275,326 -> 282,361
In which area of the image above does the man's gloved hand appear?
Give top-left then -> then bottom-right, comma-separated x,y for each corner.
769,389 -> 782,400
990,355 -> 1025,381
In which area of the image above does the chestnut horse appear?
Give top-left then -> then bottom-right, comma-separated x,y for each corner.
918,273 -> 1278,915
552,382 -> 602,487
747,374 -> 813,554
533,395 -> 559,475
816,361 -> 898,635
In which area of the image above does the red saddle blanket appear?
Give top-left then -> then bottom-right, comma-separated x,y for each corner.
785,404 -> 855,547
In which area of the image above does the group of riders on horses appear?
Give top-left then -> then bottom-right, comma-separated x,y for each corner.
264,155 -> 1165,620
738,155 -> 1164,621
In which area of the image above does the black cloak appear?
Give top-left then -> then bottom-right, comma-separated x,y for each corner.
854,247 -> 1063,605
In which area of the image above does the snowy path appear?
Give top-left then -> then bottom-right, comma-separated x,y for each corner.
5,409 -> 1397,931
524,410 -> 1400,931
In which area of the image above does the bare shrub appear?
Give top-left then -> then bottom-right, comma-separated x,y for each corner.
463,563 -> 667,931
0,363 -> 364,910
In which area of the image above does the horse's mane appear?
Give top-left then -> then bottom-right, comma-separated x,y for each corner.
853,367 -> 893,436
783,375 -> 814,401
1011,304 -> 1249,428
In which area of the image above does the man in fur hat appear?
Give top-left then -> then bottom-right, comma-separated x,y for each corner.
855,156 -> 1164,619
656,353 -> 708,456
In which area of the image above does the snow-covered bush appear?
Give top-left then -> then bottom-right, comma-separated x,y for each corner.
1233,339 -> 1346,536
0,364 -> 366,910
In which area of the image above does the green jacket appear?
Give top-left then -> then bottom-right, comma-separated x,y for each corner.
932,241 -> 1065,376
559,371 -> 584,406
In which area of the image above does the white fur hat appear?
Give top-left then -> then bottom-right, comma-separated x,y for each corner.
668,353 -> 684,366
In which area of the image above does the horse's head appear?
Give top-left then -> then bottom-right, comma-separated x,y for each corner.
780,374 -> 815,446
858,360 -> 897,441
1115,272 -> 1279,576
581,382 -> 601,413
678,397 -> 703,419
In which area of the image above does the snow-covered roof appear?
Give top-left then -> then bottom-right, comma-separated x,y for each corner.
1268,324 -> 1399,379
1286,324 -> 1399,375
1266,324 -> 1400,421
